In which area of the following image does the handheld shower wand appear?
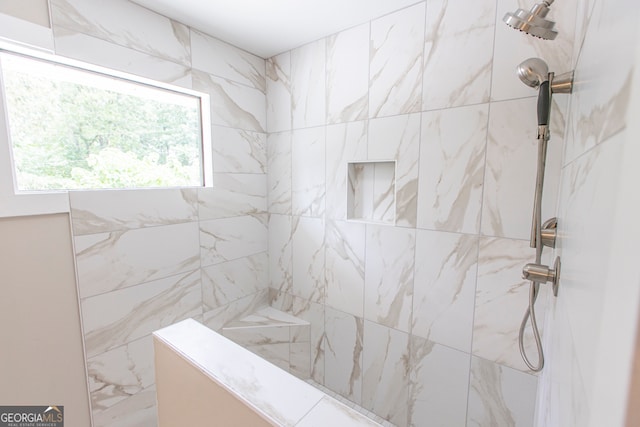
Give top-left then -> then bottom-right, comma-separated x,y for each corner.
514,57 -> 573,371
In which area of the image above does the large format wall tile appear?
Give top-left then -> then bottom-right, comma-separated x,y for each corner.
202,252 -> 268,310
75,222 -> 200,298
292,127 -> 326,217
324,307 -> 363,405
51,0 -> 191,66
92,385 -> 157,427
325,220 -> 365,318
191,29 -> 265,92
364,225 -> 415,333
192,70 -> 266,132
473,237 -> 547,372
200,215 -> 268,267
326,23 -> 369,124
211,126 -> 266,174
87,336 -> 154,414
268,214 -> 293,294
412,230 -> 478,353
369,2 -> 425,118
70,188 -> 198,235
418,104 -> 488,234
325,121 -> 368,220
481,98 -> 563,240
267,131 -> 292,214
368,114 -> 420,227
467,357 -> 537,427
362,321 -> 410,426
422,0 -> 495,110
266,52 -> 292,133
409,336 -> 470,427
81,270 -> 201,358
197,174 -> 267,220
53,27 -> 191,88
291,39 -> 326,129
292,216 -> 325,303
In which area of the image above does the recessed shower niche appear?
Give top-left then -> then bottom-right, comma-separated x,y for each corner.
346,160 -> 396,225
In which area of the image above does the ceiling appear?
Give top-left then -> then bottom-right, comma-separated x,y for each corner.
130,0 -> 421,59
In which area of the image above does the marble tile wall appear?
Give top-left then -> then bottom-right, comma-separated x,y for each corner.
46,1 -> 268,425
266,1 -> 578,426
536,0 -> 640,425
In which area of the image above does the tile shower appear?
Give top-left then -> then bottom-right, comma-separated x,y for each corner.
12,0 -> 628,425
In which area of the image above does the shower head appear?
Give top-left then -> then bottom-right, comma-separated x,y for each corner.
503,0 -> 558,40
517,57 -> 549,88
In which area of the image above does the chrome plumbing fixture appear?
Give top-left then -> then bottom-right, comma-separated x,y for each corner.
503,0 -> 558,40
514,57 -> 574,372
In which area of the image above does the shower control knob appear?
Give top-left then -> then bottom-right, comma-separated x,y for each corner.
522,256 -> 560,296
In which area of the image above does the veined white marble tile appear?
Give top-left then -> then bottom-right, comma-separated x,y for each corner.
88,335 -> 154,414
423,0 -> 495,110
292,127 -> 326,217
325,307 -> 363,405
290,342 -> 312,379
570,0 -> 597,68
556,134 -> 623,401
197,174 -> 266,220
291,39 -> 326,129
269,291 -> 326,385
75,222 -> 200,298
292,216 -> 325,303
225,306 -> 309,329
267,131 -> 292,214
192,69 -> 265,132
364,225 -> 415,333
412,230 -> 478,353
491,0 -> 577,102
154,319 -> 326,426
408,336 -> 470,427
326,121 -> 368,220
69,188 -> 197,236
369,2 -> 425,118
53,27 -> 191,88
211,126 -> 266,174
191,29 -> 265,92
481,98 -> 563,240
473,237 -> 548,372
92,385 -> 157,427
362,320 -> 410,426
418,104 -> 488,234
203,290 -> 269,331
266,52 -> 292,133
348,161 -> 395,224
247,343 -> 291,371
81,269 -> 201,358
224,325 -> 290,346
51,0 -> 190,66
368,114 -> 420,227
269,214 -> 293,294
564,0 -> 635,165
200,214 -> 268,267
297,396 -> 382,427
325,220 -> 366,318
467,357 -> 537,427
201,252 -> 268,310
326,23 -> 369,124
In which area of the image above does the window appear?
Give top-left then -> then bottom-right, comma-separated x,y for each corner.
0,42 -> 211,216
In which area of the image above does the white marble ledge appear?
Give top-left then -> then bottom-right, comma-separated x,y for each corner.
224,306 -> 310,329
153,319 -> 381,427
